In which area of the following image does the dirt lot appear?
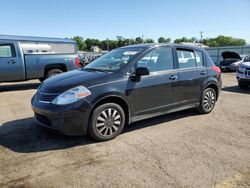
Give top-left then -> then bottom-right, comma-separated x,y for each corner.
0,73 -> 250,188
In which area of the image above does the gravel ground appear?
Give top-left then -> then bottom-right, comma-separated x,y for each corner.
0,73 -> 249,188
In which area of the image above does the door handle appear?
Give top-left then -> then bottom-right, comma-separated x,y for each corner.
8,60 -> 16,64
169,75 -> 178,80
200,71 -> 206,75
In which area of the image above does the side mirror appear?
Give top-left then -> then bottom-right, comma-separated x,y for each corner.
135,67 -> 150,77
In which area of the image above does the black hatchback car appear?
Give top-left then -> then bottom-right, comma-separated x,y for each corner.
32,44 -> 222,141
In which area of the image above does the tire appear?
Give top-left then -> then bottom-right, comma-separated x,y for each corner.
45,69 -> 64,79
39,78 -> 45,83
88,103 -> 125,141
238,82 -> 248,89
197,88 -> 217,114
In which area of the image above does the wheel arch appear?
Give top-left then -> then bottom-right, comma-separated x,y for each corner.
43,64 -> 67,77
204,82 -> 219,100
89,95 -> 130,127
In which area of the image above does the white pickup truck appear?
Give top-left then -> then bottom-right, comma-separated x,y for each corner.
236,55 -> 250,88
0,35 -> 80,82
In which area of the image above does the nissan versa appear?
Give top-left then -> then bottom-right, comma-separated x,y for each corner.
32,44 -> 222,141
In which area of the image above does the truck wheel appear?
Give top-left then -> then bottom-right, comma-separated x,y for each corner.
88,103 -> 125,141
39,78 -> 45,82
46,69 -> 63,79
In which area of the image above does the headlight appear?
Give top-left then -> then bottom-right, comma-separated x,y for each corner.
52,86 -> 91,105
238,66 -> 245,73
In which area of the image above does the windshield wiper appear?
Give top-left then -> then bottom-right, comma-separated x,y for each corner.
83,68 -> 112,73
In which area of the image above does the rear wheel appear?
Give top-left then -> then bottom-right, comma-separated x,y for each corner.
197,88 -> 217,114
39,69 -> 63,82
88,103 -> 125,141
46,69 -> 63,79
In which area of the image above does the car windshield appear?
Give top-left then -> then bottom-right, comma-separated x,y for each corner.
84,47 -> 144,72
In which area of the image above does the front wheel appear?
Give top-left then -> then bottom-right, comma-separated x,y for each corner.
88,103 -> 125,141
197,88 -> 217,114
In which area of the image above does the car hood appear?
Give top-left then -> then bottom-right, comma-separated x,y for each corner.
222,51 -> 241,60
40,69 -> 109,93
241,61 -> 250,68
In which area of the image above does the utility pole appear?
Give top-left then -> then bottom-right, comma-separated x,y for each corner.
199,31 -> 204,42
106,38 -> 109,51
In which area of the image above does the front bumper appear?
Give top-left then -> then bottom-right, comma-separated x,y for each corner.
236,72 -> 250,85
31,94 -> 92,135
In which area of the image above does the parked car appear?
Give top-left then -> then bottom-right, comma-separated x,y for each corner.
32,44 -> 222,141
233,55 -> 250,68
219,51 -> 241,71
236,57 -> 250,88
0,35 -> 80,83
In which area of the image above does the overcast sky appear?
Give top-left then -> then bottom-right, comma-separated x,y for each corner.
1,0 -> 250,43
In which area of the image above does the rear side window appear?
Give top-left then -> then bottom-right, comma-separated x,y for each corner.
137,47 -> 174,72
177,49 -> 204,68
177,49 -> 196,68
0,44 -> 15,58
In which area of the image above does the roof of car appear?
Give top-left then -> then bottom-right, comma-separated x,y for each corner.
119,43 -> 205,51
0,34 -> 76,44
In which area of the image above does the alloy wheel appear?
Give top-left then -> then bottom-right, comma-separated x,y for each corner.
203,90 -> 216,111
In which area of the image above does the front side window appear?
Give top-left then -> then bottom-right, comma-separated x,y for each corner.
0,44 -> 15,58
137,47 -> 174,72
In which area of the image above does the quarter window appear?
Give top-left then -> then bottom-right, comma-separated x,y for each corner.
195,50 -> 204,67
0,44 -> 15,58
137,47 -> 174,72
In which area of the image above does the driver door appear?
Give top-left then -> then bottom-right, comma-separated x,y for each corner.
126,47 -> 179,118
0,43 -> 24,81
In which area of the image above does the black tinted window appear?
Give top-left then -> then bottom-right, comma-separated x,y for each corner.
137,47 -> 174,72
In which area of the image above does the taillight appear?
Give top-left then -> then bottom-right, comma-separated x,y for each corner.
75,57 -> 81,68
211,65 -> 221,74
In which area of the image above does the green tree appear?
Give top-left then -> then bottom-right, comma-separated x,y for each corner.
144,39 -> 155,43
135,37 -> 144,44
123,39 -> 135,46
202,35 -> 246,47
72,36 -> 86,51
174,37 -> 197,44
158,37 -> 171,43
85,38 -> 101,51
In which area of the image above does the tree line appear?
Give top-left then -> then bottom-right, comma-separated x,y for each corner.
72,35 -> 247,51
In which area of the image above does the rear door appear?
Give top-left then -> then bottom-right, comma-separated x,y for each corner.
175,48 -> 207,105
0,43 -> 24,82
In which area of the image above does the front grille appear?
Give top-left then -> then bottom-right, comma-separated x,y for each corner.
35,113 -> 51,126
245,70 -> 250,76
37,91 -> 58,103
